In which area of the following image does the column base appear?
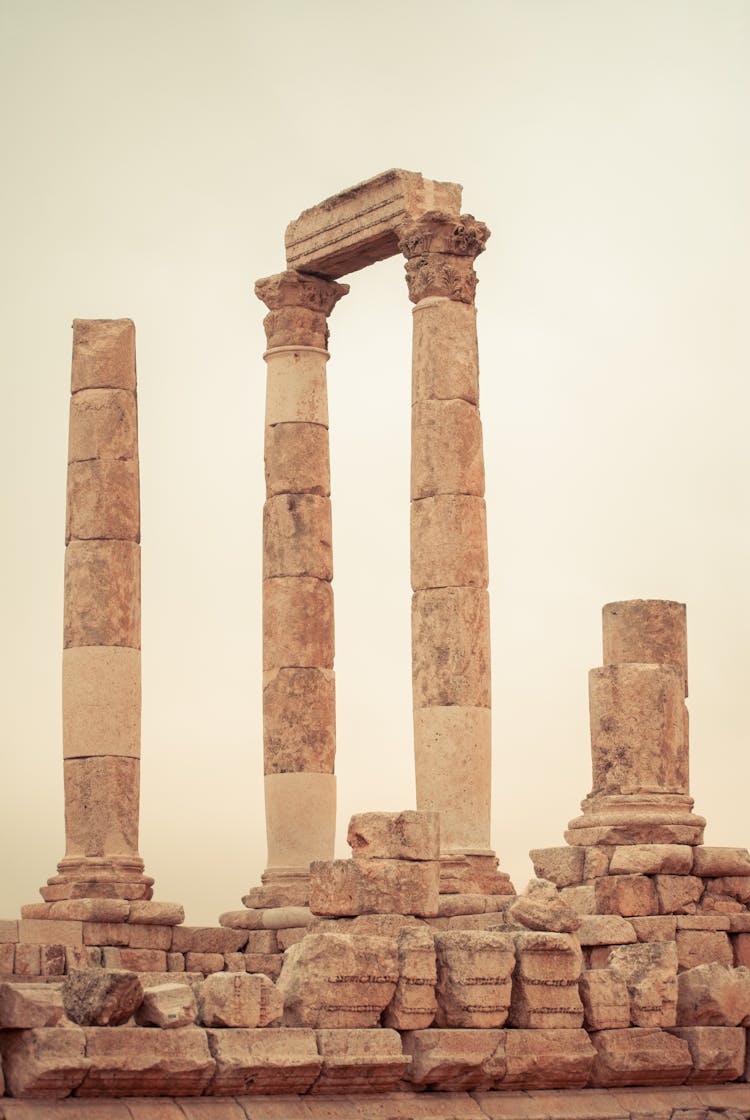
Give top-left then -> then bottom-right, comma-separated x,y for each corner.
565,792 -> 706,847
438,851 -> 515,896
242,866 -> 312,909
41,856 -> 154,902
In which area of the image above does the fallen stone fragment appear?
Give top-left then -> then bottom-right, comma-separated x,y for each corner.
78,1025 -> 214,1096
502,1028 -> 595,1088
382,925 -> 437,1030
529,847 -> 586,888
401,1028 -> 505,1090
608,941 -> 678,1027
676,963 -> 750,1026
667,1025 -> 746,1082
579,968 -> 631,1030
205,1027 -> 321,1095
0,1025 -> 89,1098
588,1026 -> 692,1086
433,930 -> 515,1028
62,967 -> 143,1026
347,810 -> 440,861
0,982 -> 65,1027
509,893 -> 581,933
135,982 -> 197,1028
310,1027 -> 409,1093
198,971 -> 282,1028
278,932 -> 398,1028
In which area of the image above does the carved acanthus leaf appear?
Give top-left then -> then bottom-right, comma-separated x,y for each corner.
403,254 -> 479,305
255,270 -> 350,316
263,307 -> 329,350
397,211 -> 490,261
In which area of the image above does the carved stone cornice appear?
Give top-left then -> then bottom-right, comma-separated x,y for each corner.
255,270 -> 349,317
397,212 -> 490,304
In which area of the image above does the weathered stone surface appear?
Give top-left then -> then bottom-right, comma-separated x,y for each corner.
172,927 -> 248,954
411,495 -> 488,590
529,847 -> 586,888
264,772 -> 336,872
264,422 -> 330,498
515,930 -> 584,982
62,756 -> 140,859
62,646 -> 140,760
656,875 -> 704,915
78,1025 -> 214,1096
0,1025 -> 89,1098
310,1027 -> 409,1094
219,910 -> 265,931
382,925 -> 437,1030
72,318 -> 136,392
559,885 -> 597,915
198,972 -> 282,1028
206,1027 -> 321,1095
263,666 -> 335,776
136,983 -> 197,1028
0,982 -> 65,1027
42,898 -> 131,923
263,577 -> 333,671
589,1027 -> 692,1086
347,810 -> 440,862
66,458 -> 139,543
509,891 -> 581,934
263,494 -> 332,581
68,386 -> 137,463
62,967 -> 142,1026
66,945 -> 102,971
511,932 -> 584,1029
667,1026 -> 746,1082
278,933 -> 398,1028
434,930 -> 515,1028
630,915 -> 678,942
704,877 -> 750,905
128,924 -> 172,950
412,295 -> 479,404
693,847 -> 750,877
595,875 -> 659,917
129,901 -> 185,926
64,539 -> 140,648
412,399 -> 484,499
412,588 -> 490,707
262,906 -> 314,930
413,705 -> 491,852
18,918 -> 83,945
678,913 -> 732,929
14,943 -> 41,975
602,600 -> 688,693
579,969 -> 631,1030
608,942 -> 678,1027
676,930 -> 734,971
735,933 -> 750,967
609,845 -> 694,876
502,1029 -> 595,1089
585,847 -> 615,880
401,1028 -> 504,1090
576,915 -> 637,946
676,963 -> 750,1026
310,857 -> 439,917
264,347 -> 330,426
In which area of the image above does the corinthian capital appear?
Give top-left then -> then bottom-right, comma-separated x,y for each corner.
397,212 -> 490,305
255,270 -> 349,316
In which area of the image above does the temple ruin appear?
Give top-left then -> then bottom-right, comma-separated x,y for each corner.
0,169 -> 748,1115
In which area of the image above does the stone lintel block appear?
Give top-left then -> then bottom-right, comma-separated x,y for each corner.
285,168 -> 462,278
263,667 -> 335,774
667,1025 -> 746,1082
412,587 -> 490,707
347,810 -> 440,861
0,1025 -> 89,1098
72,319 -> 136,392
693,847 -> 750,877
676,929 -> 733,971
0,983 -> 65,1028
401,1027 -> 505,1090
171,926 -> 248,954
609,845 -> 694,876
602,599 -> 687,695
66,458 -> 139,543
18,918 -> 83,945
128,900 -> 185,925
655,874 -> 704,915
62,755 -> 140,859
263,494 -> 332,581
263,577 -> 333,671
580,969 -> 631,1030
64,539 -> 140,649
412,399 -> 484,499
309,857 -> 439,917
529,847 -> 587,889
63,646 -> 140,760
589,664 -> 687,796
265,772 -> 336,870
414,706 -> 491,852
502,1028 -> 595,1089
78,1025 -> 214,1096
588,1027 -> 692,1086
412,296 -> 479,405
576,915 -> 638,946
594,875 -> 659,917
411,494 -> 488,590
265,421 -> 330,498
69,387 -> 137,462
265,346 -> 329,426
310,1026 -> 409,1093
205,1026 -> 321,1095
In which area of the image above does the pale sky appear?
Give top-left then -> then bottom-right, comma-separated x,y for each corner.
1,0 -> 749,926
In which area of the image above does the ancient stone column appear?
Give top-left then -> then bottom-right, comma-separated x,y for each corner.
251,270 -> 348,907
565,599 -> 705,846
42,319 -> 154,901
399,212 -> 513,895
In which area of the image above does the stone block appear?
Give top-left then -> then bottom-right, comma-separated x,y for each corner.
411,494 -> 488,590
676,930 -> 734,971
0,1025 -> 89,1098
382,925 -> 437,1029
41,944 -> 67,976
168,953 -> 186,972
0,942 -> 14,972
588,1027 -> 692,1086
511,932 -> 584,1029
206,1027 -> 321,1095
47,898 -> 130,922
576,915 -> 637,946
437,894 -> 488,917
264,421 -> 330,498
264,772 -> 336,869
608,941 -> 678,1026
594,875 -> 659,917
14,943 -> 41,975
310,1027 -> 409,1094
734,933 -> 750,967
78,1025 -> 214,1096
630,915 -> 678,942
19,919 -> 83,946
0,919 -> 19,942
198,971 -> 282,1028
244,953 -> 282,979
71,318 -> 136,392
559,885 -> 597,914
187,952 -> 225,974
310,857 -> 439,917
68,387 -> 137,462
66,945 -> 101,970
128,900 -> 185,925
277,928 -> 307,951
677,914 -> 732,929
347,810 -> 440,861
128,924 -> 173,950
676,963 -> 750,1025
655,875 -> 704,915
579,969 -> 631,1030
413,705 -> 491,851
412,588 -> 490,707
529,847 -> 586,889
262,906 -> 313,930
668,1026 -> 746,1082
412,295 -> 479,404
136,982 -> 197,1028
62,756 -> 140,858
63,539 -> 140,648
263,667 -> 335,774
263,494 -> 332,581
63,646 -> 140,759
509,892 -> 582,934
219,909 -> 265,931
172,927 -> 248,954
401,1028 -> 504,1090
0,982 -> 65,1027
411,399 -> 484,498
63,967 -> 143,1025
263,576 -> 333,670
264,347 -> 330,426
66,458 -> 139,542
515,931 -> 584,982
693,847 -> 750,877
119,948 -> 167,971
278,932 -> 398,1028
81,920 -> 130,947
610,845 -> 693,876
243,931 -> 278,953
434,930 -> 515,1028
704,877 -> 750,905
502,1029 -> 595,1089
602,600 -> 687,694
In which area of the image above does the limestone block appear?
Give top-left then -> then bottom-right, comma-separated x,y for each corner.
167,953 -> 186,972
347,810 -> 440,862
69,387 -> 137,462
66,946 -> 101,970
735,934 -> 750,967
434,930 -> 515,1028
129,901 -> 185,925
66,459 -> 139,543
610,845 -> 694,876
437,893 -> 489,916
412,399 -> 484,498
310,1027 -> 409,1094
530,847 -> 586,889
171,927 -> 248,954
263,667 -> 335,774
693,847 -> 750,877
262,906 -> 314,930
589,664 -> 688,795
594,875 -> 659,917
265,772 -> 336,869
72,319 -> 136,392
584,847 -> 614,879
588,1027 -> 692,1086
608,942 -> 678,1027
511,932 -> 584,1028
0,919 -> 19,942
579,969 -> 631,1030
244,952 -> 282,980
602,600 -> 688,694
576,915 -> 637,946
412,296 -> 480,404
62,756 -> 140,858
413,706 -> 491,852
136,983 -> 197,1028
502,1029 -> 595,1089
244,931 -> 278,953
62,967 -> 143,1025
197,972 -> 281,1028
263,577 -> 333,670
186,952 -> 225,974
667,1026 -> 746,1082
348,913 -> 428,937
401,1028 -> 504,1091
630,915 -> 678,942
411,495 -> 488,590
78,1025 -> 214,1096
514,931 -> 584,982
676,930 -> 734,971
277,932 -> 398,1028
656,875 -> 704,915
263,494 -> 332,582
64,539 -> 140,648
14,943 -> 41,975
0,1025 -> 89,1098
0,942 -> 14,972
42,898 -> 130,922
206,1027 -> 321,1095
41,945 -> 67,976
265,348 -> 330,427
264,422 -> 330,498
128,924 -> 172,950
62,646 -> 140,760
382,925 -> 437,1029
412,588 -> 490,707
704,877 -> 750,905
18,919 -> 83,945
277,929 -> 307,951
0,982 -> 65,1027
676,963 -> 750,1025
559,885 -> 597,915
509,893 -> 582,934
310,857 -> 439,917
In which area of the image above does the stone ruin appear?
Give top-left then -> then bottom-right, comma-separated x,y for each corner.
0,169 -> 748,1117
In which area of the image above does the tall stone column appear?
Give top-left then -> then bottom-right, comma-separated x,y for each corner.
251,270 -> 348,908
43,319 -> 154,902
399,212 -> 513,895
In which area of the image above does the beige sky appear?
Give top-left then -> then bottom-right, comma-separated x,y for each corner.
1,0 -> 749,926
